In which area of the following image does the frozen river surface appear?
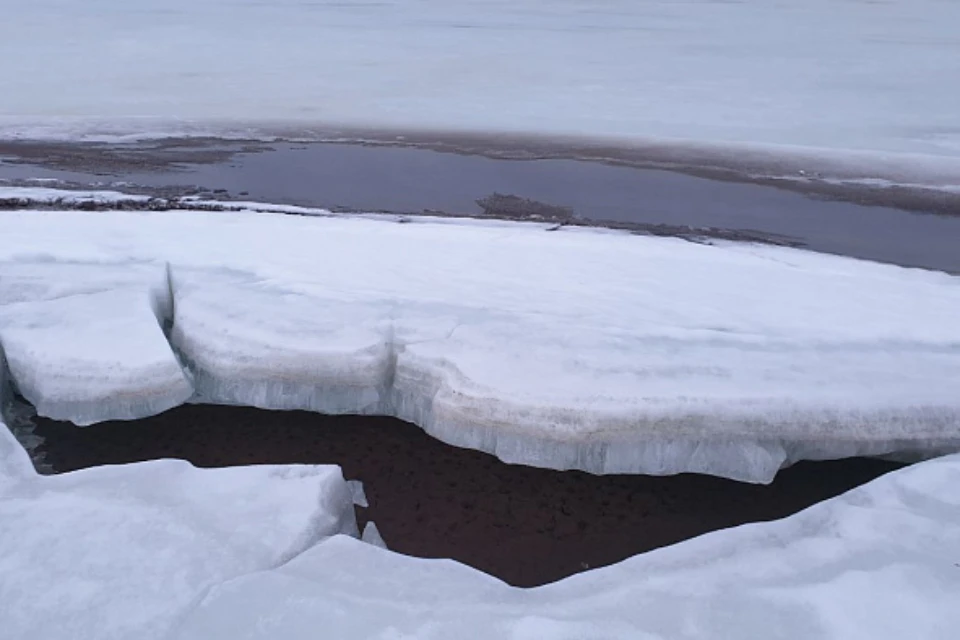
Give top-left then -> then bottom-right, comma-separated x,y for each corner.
1,0 -> 959,187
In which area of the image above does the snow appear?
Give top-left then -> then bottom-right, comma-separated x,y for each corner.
2,197 -> 959,482
170,453 -> 960,640
0,411 -> 357,640
1,1 -> 960,185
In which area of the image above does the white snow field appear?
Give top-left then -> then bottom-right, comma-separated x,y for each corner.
2,195 -> 959,482
0,381 -> 358,640
1,1 -> 959,186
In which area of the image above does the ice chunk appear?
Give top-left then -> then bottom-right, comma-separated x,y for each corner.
0,449 -> 357,640
347,480 -> 369,508
0,262 -> 192,424
172,454 -> 960,640
361,521 -> 387,550
170,273 -> 394,414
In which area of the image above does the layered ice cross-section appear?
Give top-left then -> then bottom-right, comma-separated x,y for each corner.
0,261 -> 193,424
2,201 -> 960,482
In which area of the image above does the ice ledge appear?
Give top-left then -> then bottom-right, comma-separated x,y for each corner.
2,205 -> 960,482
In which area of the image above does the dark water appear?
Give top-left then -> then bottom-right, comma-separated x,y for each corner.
3,141 -> 959,272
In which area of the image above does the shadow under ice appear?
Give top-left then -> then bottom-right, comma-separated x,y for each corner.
30,404 -> 902,587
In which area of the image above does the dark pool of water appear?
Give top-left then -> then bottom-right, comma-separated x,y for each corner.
3,141 -> 960,273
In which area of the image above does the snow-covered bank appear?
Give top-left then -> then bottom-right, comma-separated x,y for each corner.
2,196 -> 959,482
1,1 -> 960,187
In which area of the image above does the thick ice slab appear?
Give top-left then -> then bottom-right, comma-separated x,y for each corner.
172,453 -> 960,640
171,271 -> 397,414
0,418 -> 357,640
2,202 -> 959,481
2,1 -> 960,185
0,261 -> 192,424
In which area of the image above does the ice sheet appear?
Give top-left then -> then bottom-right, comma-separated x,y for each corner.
1,1 -> 960,184
0,414 -> 357,640
2,200 -> 959,481
172,452 -> 960,640
0,261 -> 192,424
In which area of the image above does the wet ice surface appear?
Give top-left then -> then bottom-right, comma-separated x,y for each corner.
3,142 -> 960,273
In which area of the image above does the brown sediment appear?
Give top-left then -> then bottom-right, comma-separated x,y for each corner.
31,404 -> 901,587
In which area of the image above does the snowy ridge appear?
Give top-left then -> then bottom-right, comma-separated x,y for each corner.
2,196 -> 959,482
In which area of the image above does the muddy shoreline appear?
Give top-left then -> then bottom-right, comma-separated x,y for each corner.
3,133 -> 960,215
30,404 -> 902,587
3,137 -> 960,273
